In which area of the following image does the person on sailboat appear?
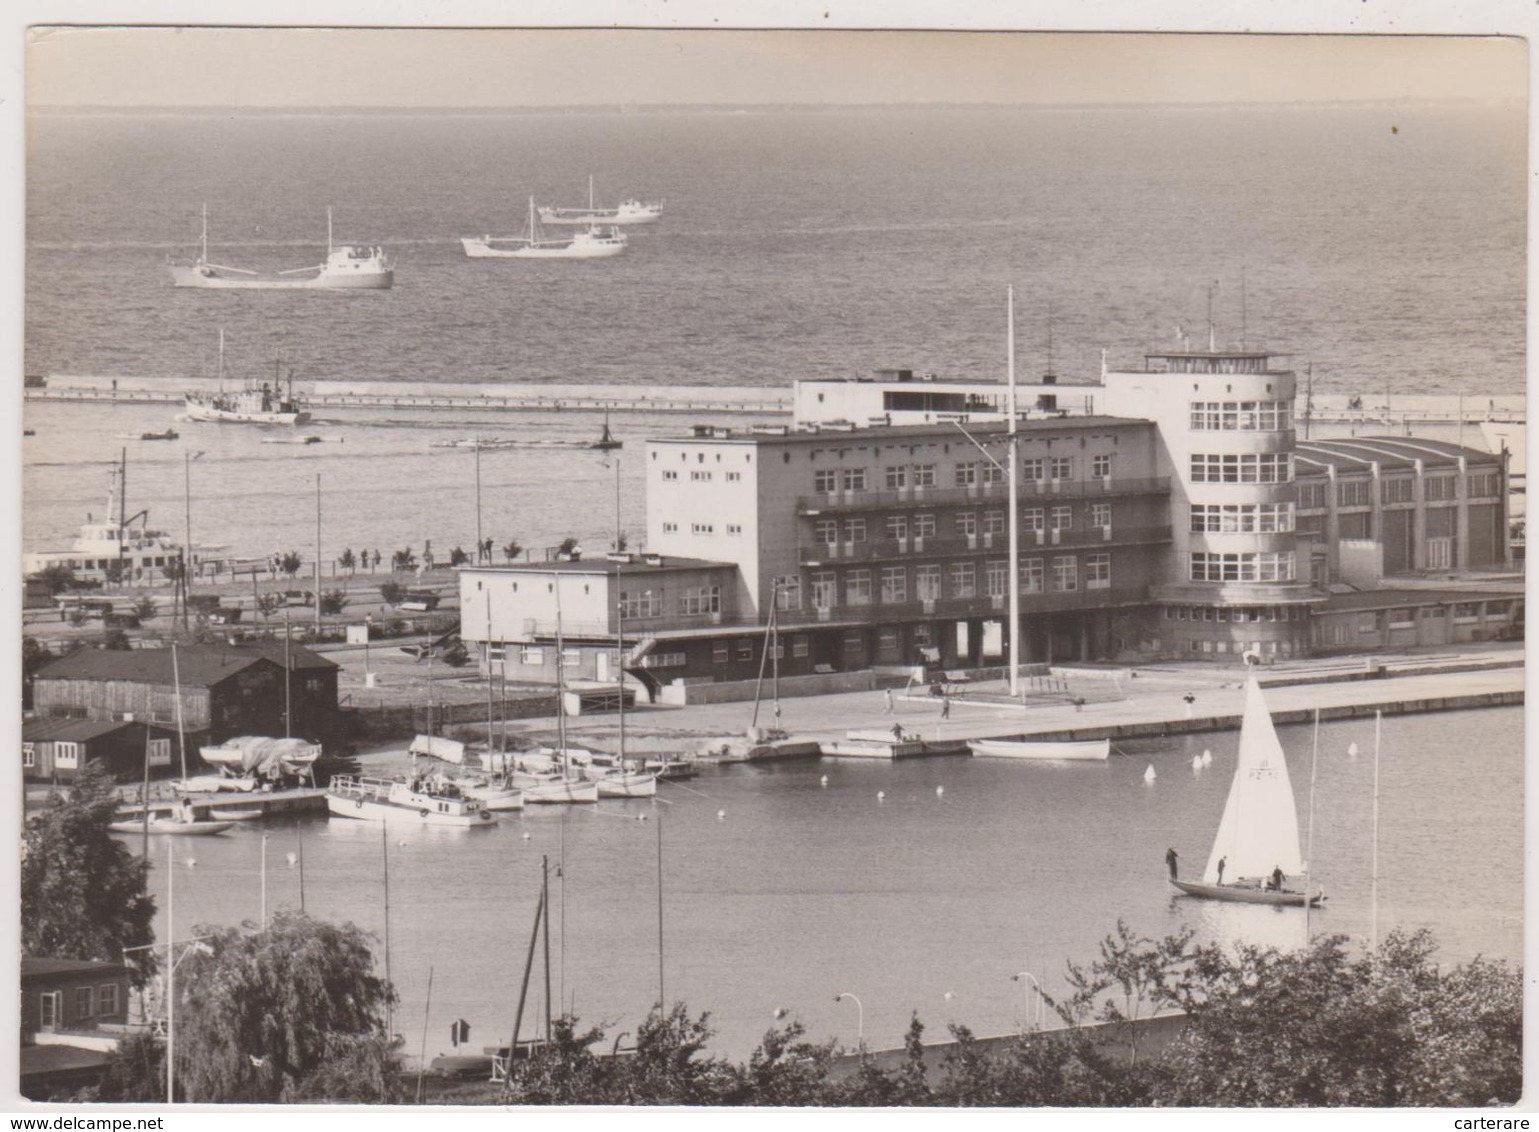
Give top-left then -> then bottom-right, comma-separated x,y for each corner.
1165,848 -> 1178,880
1269,865 -> 1284,892
1216,856 -> 1226,885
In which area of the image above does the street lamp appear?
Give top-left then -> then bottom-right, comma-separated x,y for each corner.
1011,971 -> 1045,1030
834,992 -> 864,1045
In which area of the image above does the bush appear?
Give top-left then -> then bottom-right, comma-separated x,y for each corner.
378,581 -> 405,607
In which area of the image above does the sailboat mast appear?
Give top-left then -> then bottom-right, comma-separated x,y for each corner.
382,823 -> 393,1040
326,206 -> 333,254
770,591 -> 780,722
1303,708 -> 1320,946
553,578 -> 567,771
217,329 -> 225,394
283,614 -> 293,738
616,573 -> 626,765
1371,711 -> 1381,950
200,202 -> 208,264
140,731 -> 151,859
170,642 -> 188,782
486,591 -> 496,759
588,174 -> 594,213
541,856 -> 553,1045
1007,286 -> 1021,698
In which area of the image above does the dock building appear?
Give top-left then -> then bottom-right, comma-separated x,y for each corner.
459,344 -> 1516,690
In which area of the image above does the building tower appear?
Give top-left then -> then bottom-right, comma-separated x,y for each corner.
1102,346 -> 1321,659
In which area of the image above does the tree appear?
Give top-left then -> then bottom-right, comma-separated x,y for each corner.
502,540 -> 523,564
132,595 -> 159,622
99,627 -> 133,651
556,537 -> 579,559
279,551 -> 304,580
255,592 -> 282,619
720,1019 -> 837,1106
30,563 -> 79,595
391,548 -> 417,572
21,762 -> 156,985
378,580 -> 405,607
501,1014 -> 614,1105
611,1002 -> 732,1105
1152,930 -> 1522,1107
168,911 -> 396,1103
448,546 -> 471,567
1056,918 -> 1196,1069
319,590 -> 349,616
338,548 -> 356,574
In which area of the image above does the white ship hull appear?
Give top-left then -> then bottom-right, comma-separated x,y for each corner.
967,738 -> 1111,761
521,778 -> 600,804
168,263 -> 393,289
184,400 -> 311,426
460,236 -> 626,259
325,793 -> 496,827
538,201 -> 662,225
594,772 -> 658,798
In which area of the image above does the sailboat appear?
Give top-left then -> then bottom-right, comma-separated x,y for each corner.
1168,680 -> 1324,907
579,576 -> 656,798
460,197 -> 627,259
521,587 -> 600,803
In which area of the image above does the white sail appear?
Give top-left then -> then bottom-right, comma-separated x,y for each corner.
1202,681 -> 1305,883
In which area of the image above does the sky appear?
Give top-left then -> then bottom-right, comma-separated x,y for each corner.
23,26 -> 1529,109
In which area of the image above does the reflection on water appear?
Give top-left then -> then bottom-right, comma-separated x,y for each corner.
128,707 -> 1521,1060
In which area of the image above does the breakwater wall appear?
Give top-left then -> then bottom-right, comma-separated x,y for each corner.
27,376 -> 792,416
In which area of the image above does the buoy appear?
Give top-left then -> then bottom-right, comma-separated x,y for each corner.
1144,765 -> 1156,783
184,857 -> 197,868
717,810 -> 726,821
638,814 -> 647,822
773,1007 -> 788,1020
1191,755 -> 1202,771
398,840 -> 408,848
820,775 -> 829,787
1202,750 -> 1213,767
1347,742 -> 1359,757
521,831 -> 531,841
935,785 -> 944,797
285,852 -> 297,867
877,791 -> 886,801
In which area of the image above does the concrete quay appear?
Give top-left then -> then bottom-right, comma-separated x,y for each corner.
499,647 -> 1524,761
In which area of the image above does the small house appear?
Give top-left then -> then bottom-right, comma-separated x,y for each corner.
22,718 -> 180,783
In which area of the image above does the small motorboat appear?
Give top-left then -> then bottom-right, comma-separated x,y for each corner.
967,738 -> 1111,761
172,774 -> 259,793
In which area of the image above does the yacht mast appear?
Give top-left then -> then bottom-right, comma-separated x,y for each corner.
1007,287 -> 1020,698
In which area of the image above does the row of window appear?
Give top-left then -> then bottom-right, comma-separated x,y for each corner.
804,554 -> 1112,607
1189,400 -> 1293,431
1295,473 -> 1499,511
1189,454 -> 1293,484
1188,551 -> 1297,583
814,503 -> 1113,544
660,522 -> 744,536
814,455 -> 1117,494
37,984 -> 122,1027
661,470 -> 746,483
1162,605 -> 1306,623
21,739 -> 173,771
1189,503 -> 1294,533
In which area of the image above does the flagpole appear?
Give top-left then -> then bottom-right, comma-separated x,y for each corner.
1371,711 -> 1381,951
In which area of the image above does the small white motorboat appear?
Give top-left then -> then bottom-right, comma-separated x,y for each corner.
327,775 -> 496,828
967,738 -> 1111,761
209,808 -> 265,822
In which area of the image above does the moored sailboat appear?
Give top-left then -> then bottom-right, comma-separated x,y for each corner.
1167,680 -> 1324,907
168,205 -> 393,290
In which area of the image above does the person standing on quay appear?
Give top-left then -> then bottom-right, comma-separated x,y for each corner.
884,689 -> 894,714
940,693 -> 951,720
1166,847 -> 1179,880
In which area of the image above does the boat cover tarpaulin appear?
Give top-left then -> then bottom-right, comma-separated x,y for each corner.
410,735 -> 467,764
203,735 -> 322,774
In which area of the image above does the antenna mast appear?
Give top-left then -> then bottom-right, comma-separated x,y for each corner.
1006,286 -> 1020,699
1206,281 -> 1217,352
